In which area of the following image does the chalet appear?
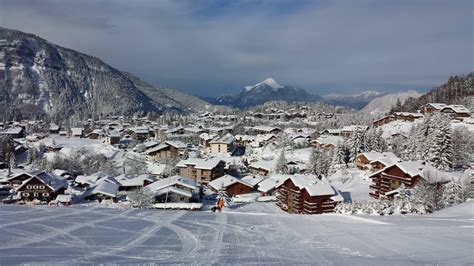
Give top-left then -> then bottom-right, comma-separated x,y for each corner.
368,161 -> 445,199
176,158 -> 226,183
83,181 -> 119,202
145,143 -> 173,161
209,134 -> 235,154
2,127 -> 25,138
240,175 -> 266,189
310,135 -> 343,150
257,174 -> 288,196
248,160 -> 275,176
420,103 -> 447,114
319,129 -> 341,136
276,175 -> 342,214
130,127 -> 151,141
116,174 -> 155,192
355,152 -> 400,171
146,175 -> 197,203
234,134 -> 255,146
372,115 -> 395,127
13,171 -> 67,202
88,129 -> 103,139
49,124 -> 60,134
340,125 -> 368,137
104,130 -> 121,145
440,105 -> 471,119
245,126 -> 282,135
393,112 -> 424,122
209,175 -> 254,197
71,127 -> 84,138
59,130 -> 68,136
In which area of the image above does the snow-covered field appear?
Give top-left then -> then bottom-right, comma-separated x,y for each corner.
0,202 -> 473,264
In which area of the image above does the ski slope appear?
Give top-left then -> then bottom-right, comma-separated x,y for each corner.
0,202 -> 472,264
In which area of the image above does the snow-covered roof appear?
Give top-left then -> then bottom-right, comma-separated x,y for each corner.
209,134 -> 234,145
285,175 -> 337,197
249,160 -> 276,172
86,181 -> 119,198
55,194 -> 73,203
313,135 -> 343,146
117,174 -> 154,187
240,175 -> 266,187
176,158 -> 224,170
146,175 -> 197,192
208,174 -> 253,191
152,186 -> 193,198
71,128 -> 84,135
16,171 -> 68,192
423,103 -> 447,110
200,133 -> 218,141
145,143 -> 170,154
3,127 -> 23,134
147,163 -> 166,175
257,174 -> 289,193
370,160 -> 451,183
442,105 -> 470,114
360,152 -> 400,164
165,140 -> 186,149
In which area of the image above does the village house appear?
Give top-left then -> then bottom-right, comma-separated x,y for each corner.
2,127 -> 25,138
372,115 -> 396,127
49,124 -> 60,134
420,103 -> 447,114
248,160 -> 275,176
356,152 -> 400,171
240,175 -> 266,189
319,128 -> 341,136
88,129 -> 103,139
393,112 -> 424,122
104,130 -> 121,145
257,174 -> 288,196
276,175 -> 342,214
209,134 -> 235,155
146,175 -> 198,203
83,181 -> 119,202
440,105 -> 471,119
10,171 -> 67,202
209,174 -> 254,197
71,127 -> 84,138
116,174 -> 155,192
339,125 -> 368,137
176,158 -> 226,183
310,135 -> 343,150
368,161 -> 444,199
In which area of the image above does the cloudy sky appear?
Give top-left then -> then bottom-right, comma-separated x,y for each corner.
0,0 -> 472,97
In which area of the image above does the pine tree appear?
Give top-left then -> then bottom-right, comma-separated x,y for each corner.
427,113 -> 454,170
441,179 -> 467,207
275,149 -> 289,174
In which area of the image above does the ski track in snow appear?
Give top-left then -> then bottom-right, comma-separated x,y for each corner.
0,205 -> 472,264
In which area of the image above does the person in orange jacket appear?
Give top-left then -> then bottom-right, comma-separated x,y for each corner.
217,197 -> 224,212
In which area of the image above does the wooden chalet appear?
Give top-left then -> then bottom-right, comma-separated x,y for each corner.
209,175 -> 254,196
355,152 -> 400,171
12,171 -> 67,202
440,105 -> 471,119
369,161 -> 440,199
420,103 -> 447,114
276,175 -> 342,214
146,175 -> 197,203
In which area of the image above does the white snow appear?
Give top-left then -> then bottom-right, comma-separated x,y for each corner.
0,203 -> 472,264
244,77 -> 283,91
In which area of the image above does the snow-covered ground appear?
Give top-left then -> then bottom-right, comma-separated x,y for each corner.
0,201 -> 472,264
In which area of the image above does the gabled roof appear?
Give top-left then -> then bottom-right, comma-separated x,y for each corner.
240,175 -> 266,187
15,171 -> 67,192
423,103 -> 447,110
441,105 -> 470,114
145,143 -> 170,154
313,135 -> 343,146
117,174 -> 154,187
85,181 -> 119,198
257,175 -> 288,193
360,152 -> 400,164
208,175 -> 253,191
176,158 -> 224,170
284,175 -> 337,197
146,175 -> 197,192
165,140 -> 186,149
209,134 -> 234,145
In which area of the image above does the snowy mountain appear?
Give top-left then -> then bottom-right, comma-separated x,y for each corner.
360,90 -> 423,115
0,27 -> 212,120
323,91 -> 387,109
210,78 -> 323,108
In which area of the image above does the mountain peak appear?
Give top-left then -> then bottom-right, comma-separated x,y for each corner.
244,77 -> 283,91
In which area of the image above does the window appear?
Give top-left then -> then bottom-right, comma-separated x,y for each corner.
39,185 -> 45,189
23,192 -> 29,197
42,193 -> 49,197
180,197 -> 185,201
33,193 -> 39,197
27,185 -> 32,189
33,185 -> 38,189
389,179 -> 401,191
